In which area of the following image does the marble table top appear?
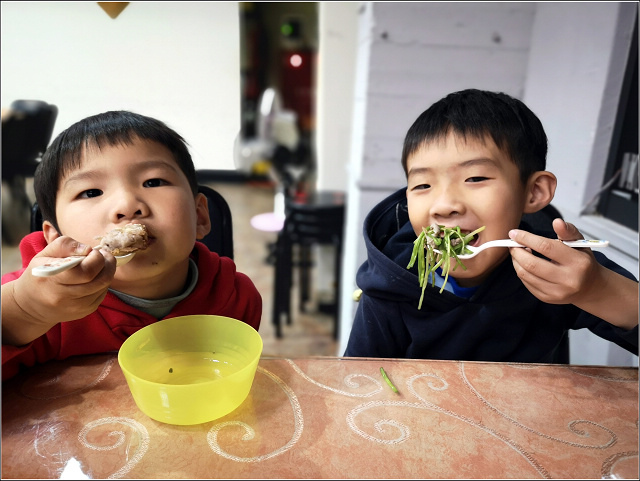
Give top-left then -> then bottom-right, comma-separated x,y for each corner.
2,354 -> 638,479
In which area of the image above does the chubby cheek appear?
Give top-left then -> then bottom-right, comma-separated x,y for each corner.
159,205 -> 199,247
477,188 -> 526,235
172,200 -> 199,232
55,213 -> 105,246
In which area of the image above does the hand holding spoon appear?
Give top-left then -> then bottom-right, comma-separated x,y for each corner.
31,223 -> 148,277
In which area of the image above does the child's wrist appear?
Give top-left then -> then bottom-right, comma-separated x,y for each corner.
1,281 -> 54,346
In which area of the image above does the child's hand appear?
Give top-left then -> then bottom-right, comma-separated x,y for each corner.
1,236 -> 117,346
508,219 -> 638,329
508,219 -> 599,305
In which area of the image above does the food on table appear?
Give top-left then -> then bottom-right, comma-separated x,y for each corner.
407,224 -> 485,308
95,223 -> 149,256
380,367 -> 399,393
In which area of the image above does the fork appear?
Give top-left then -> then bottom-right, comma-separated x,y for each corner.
435,239 -> 610,260
32,249 -> 136,277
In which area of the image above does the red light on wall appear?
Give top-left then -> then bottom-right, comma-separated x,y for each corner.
280,49 -> 314,131
289,54 -> 303,68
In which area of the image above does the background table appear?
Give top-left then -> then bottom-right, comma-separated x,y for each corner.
2,355 -> 638,479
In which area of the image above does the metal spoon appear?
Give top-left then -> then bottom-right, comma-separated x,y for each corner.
32,249 -> 136,277
435,239 -> 610,260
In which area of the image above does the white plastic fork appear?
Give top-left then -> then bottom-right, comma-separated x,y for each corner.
435,239 -> 610,260
32,249 -> 136,277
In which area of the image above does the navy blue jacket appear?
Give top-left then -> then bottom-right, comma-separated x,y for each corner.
344,188 -> 638,363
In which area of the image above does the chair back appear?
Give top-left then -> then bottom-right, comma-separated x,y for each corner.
2,100 -> 58,181
30,202 -> 44,234
283,191 -> 345,244
284,204 -> 345,244
198,185 -> 234,259
30,185 -> 234,259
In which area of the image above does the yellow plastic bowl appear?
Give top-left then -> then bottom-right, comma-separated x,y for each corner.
118,315 -> 263,425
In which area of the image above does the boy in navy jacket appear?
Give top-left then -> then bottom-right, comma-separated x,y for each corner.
344,89 -> 638,363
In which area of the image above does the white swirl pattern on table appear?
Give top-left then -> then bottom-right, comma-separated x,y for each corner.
460,362 -> 618,449
206,366 -> 304,462
285,358 -> 383,397
285,360 -> 550,476
77,417 -> 149,479
601,451 -> 639,479
345,372 -> 551,478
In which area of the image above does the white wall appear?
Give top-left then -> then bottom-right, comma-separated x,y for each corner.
523,2 -> 639,366
1,1 -> 240,171
311,2 -> 360,301
332,2 -> 638,366
316,2 -> 358,192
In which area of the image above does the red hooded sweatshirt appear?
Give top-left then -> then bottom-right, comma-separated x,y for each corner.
2,232 -> 262,380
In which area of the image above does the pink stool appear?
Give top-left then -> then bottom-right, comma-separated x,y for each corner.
250,212 -> 285,232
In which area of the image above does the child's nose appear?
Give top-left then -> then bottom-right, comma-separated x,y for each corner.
111,191 -> 149,220
429,185 -> 466,218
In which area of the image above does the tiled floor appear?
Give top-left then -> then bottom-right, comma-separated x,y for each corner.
1,180 -> 340,358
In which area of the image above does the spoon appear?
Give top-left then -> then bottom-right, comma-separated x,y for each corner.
435,239 -> 610,260
32,249 -> 136,277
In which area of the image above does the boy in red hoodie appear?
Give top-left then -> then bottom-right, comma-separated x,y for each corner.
2,111 -> 262,379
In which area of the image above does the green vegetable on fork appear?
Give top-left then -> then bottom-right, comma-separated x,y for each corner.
407,224 -> 486,308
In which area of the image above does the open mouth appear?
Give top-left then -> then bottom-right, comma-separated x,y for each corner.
467,232 -> 481,247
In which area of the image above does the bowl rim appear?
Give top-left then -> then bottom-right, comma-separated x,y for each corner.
117,314 -> 263,388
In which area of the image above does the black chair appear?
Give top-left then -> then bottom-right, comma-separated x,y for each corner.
30,185 -> 234,259
2,100 -> 58,245
272,190 -> 346,339
2,100 -> 58,182
197,185 -> 234,259
30,201 -> 43,234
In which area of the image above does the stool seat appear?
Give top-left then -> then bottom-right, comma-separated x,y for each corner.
272,190 -> 346,339
250,212 -> 285,232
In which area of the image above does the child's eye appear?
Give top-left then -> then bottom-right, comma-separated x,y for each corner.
143,178 -> 169,188
466,176 -> 489,183
412,183 -> 431,191
79,189 -> 103,198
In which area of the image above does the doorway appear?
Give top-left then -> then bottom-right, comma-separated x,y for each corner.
239,2 -> 318,143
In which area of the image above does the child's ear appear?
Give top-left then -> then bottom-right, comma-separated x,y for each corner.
194,192 -> 211,240
523,171 -> 557,214
42,221 -> 61,244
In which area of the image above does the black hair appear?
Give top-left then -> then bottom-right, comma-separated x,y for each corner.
34,110 -> 198,232
401,89 -> 548,184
